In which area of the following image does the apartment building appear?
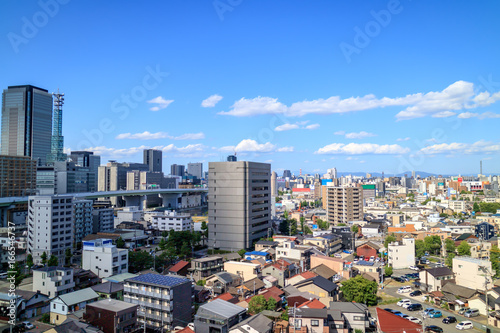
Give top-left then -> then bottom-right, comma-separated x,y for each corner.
276,240 -> 314,271
92,204 -> 114,233
149,210 -> 193,232
84,298 -> 138,333
208,161 -> 272,251
388,238 -> 415,269
224,261 -> 262,282
0,155 -> 36,197
188,256 -> 224,281
326,187 -> 363,225
453,256 -> 493,292
123,273 -> 193,331
74,199 -> 93,245
82,239 -> 128,278
27,195 -> 74,265
302,234 -> 342,256
32,266 -> 75,298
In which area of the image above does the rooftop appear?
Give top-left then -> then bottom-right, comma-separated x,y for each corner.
33,266 -> 72,272
87,298 -> 137,312
193,256 -> 223,263
126,273 -> 189,288
454,256 -> 491,265
56,288 -> 99,306
198,298 -> 246,319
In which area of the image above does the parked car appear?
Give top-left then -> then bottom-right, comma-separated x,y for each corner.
425,325 -> 443,333
384,308 -> 394,313
408,316 -> 422,324
21,322 -> 34,330
397,299 -> 411,307
392,311 -> 403,316
442,316 -> 457,324
458,307 -> 470,315
456,321 -> 474,330
410,290 -> 422,297
402,302 -> 413,309
409,265 -> 420,271
397,286 -> 412,293
464,308 -> 479,318
407,303 -> 423,311
428,310 -> 443,318
423,308 -> 436,315
393,277 -> 404,282
416,264 -> 425,270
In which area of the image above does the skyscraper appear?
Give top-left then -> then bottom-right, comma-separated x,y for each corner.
187,162 -> 203,179
47,91 -> 66,164
1,85 -> 53,165
143,149 -> 162,172
208,161 -> 271,251
170,164 -> 185,177
283,170 -> 292,178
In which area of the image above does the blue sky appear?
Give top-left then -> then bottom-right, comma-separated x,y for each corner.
1,0 -> 499,176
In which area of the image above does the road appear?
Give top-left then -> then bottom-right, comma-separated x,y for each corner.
380,285 -> 500,333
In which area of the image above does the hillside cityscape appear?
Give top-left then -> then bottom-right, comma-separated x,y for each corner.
1,1 -> 500,333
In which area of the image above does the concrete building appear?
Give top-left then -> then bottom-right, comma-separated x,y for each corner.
276,240 -> 314,271
271,171 -> 277,197
170,164 -> 185,177
126,169 -> 165,190
27,195 -> 74,265
82,239 -> 128,278
326,187 -> 363,225
419,267 -> 454,292
208,161 -> 272,251
223,261 -> 262,282
115,206 -> 143,227
188,256 -> 224,282
92,203 -> 114,233
84,298 -> 138,333
98,161 -> 149,205
453,256 -> 493,292
143,149 -> 162,173
0,155 -> 36,197
74,199 -> 93,246
36,161 -> 97,195
149,210 -> 193,232
388,237 -> 415,269
123,273 -> 193,331
69,151 -> 101,173
1,85 -> 53,165
187,162 -> 203,180
194,299 -> 246,333
32,266 -> 75,298
50,287 -> 99,325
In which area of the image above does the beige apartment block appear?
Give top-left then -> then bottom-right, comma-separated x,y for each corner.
223,261 -> 262,282
453,256 -> 493,292
326,187 -> 363,225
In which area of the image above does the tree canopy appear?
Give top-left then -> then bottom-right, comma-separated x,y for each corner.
47,255 -> 59,267
248,295 -> 267,314
491,245 -> 500,277
457,241 -> 471,256
384,234 -> 396,249
340,275 -> 378,306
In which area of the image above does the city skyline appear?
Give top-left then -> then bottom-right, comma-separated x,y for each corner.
1,1 -> 500,175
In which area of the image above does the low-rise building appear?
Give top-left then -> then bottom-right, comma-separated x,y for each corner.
205,272 -> 242,296
84,298 -> 138,333
261,259 -> 300,287
388,237 -> 415,269
453,256 -> 493,292
82,239 -> 128,278
276,240 -> 314,271
32,266 -> 75,298
194,299 -> 246,333
50,287 -> 99,325
149,210 -> 193,232
188,256 -> 224,282
302,234 -> 342,256
329,302 -> 370,333
356,241 -> 382,259
224,261 -> 262,282
419,267 -> 455,292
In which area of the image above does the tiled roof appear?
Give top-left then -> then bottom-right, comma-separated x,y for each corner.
376,307 -> 421,333
300,271 -> 317,279
168,260 -> 190,272
91,281 -> 123,294
126,273 -> 189,288
297,298 -> 325,309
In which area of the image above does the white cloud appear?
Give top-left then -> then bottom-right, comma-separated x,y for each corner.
431,111 -> 456,118
116,131 -> 205,140
305,124 -> 320,130
82,143 -> 208,159
397,137 -> 411,141
457,111 -> 500,119
274,121 -> 319,131
277,146 -> 294,152
344,131 -> 377,139
420,140 -> 500,155
275,123 -> 300,131
201,94 -> 223,107
220,139 -> 293,153
147,96 -> 174,111
334,131 -> 346,135
315,143 -> 409,155
217,81 -> 500,120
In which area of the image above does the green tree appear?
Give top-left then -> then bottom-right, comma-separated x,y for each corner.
351,225 -> 359,234
281,306 -> 289,320
338,223 -> 347,226
491,245 -> 500,277
303,225 -> 312,235
424,235 -> 442,255
116,237 -> 125,248
300,216 -> 305,234
238,249 -> 247,258
266,297 -> 277,311
201,221 -> 208,243
128,251 -> 154,273
10,262 -> 24,286
384,234 -> 396,249
26,254 -> 33,269
316,219 -> 330,230
445,253 -> 455,268
457,241 -> 471,256
180,242 -> 191,259
290,219 -> 298,236
415,239 -> 426,258
339,275 -> 378,306
47,255 -> 59,267
248,295 -> 267,314
40,313 -> 50,324
158,237 -> 167,250
384,266 -> 393,277
41,251 -> 47,265
279,218 -> 289,235
196,279 -> 206,286
64,248 -> 72,266
444,238 -> 456,254
473,202 -> 480,212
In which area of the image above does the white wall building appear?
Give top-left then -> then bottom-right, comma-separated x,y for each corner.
150,211 -> 193,232
388,237 -> 415,269
82,239 -> 128,278
114,206 -> 143,227
32,266 -> 75,298
27,195 -> 74,265
453,256 -> 493,292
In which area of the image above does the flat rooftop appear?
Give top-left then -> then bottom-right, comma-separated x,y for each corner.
88,298 -> 137,312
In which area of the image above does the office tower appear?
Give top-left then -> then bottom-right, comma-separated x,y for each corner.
208,161 -> 271,251
1,85 -> 53,165
73,199 -> 93,246
271,171 -> 277,197
27,195 -> 74,265
126,170 -> 164,190
47,91 -> 67,164
98,161 -> 149,205
282,170 -> 292,178
69,151 -> 101,173
36,161 -> 97,195
0,155 -> 36,197
170,164 -> 185,177
325,187 -> 363,225
187,162 -> 203,179
327,167 -> 337,179
143,149 -> 162,172
227,154 -> 237,162
124,274 -> 193,331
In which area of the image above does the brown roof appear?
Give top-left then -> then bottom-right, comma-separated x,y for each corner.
311,264 -> 336,279
376,308 -> 421,333
169,260 -> 190,273
297,298 -> 326,309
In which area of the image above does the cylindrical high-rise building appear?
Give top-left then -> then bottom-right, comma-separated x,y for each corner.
271,171 -> 277,197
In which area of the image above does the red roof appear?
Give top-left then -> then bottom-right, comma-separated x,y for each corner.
212,292 -> 238,304
297,298 -> 325,309
265,286 -> 285,296
168,260 -> 190,273
175,327 -> 194,333
300,271 -> 317,279
376,308 -> 422,333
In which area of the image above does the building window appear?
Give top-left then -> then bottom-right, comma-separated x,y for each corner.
311,320 -> 319,326
294,319 -> 302,328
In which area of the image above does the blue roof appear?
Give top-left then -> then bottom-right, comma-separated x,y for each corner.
356,261 -> 374,266
245,251 -> 268,256
126,273 -> 189,287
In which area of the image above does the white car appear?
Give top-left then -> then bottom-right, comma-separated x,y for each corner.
402,302 -> 413,309
397,299 -> 411,306
456,321 -> 474,330
409,265 -> 420,271
407,317 -> 422,324
22,322 -> 35,329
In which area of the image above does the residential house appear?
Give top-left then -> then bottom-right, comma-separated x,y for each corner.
440,283 -> 479,311
16,290 -> 50,319
454,233 -> 478,246
287,271 -> 317,286
468,293 -> 496,316
388,237 -> 415,269
302,234 -> 342,256
276,240 -> 314,271
168,260 -> 190,276
356,241 -> 382,260
418,267 -> 455,292
84,298 -> 138,333
73,268 -> 100,289
289,308 -> 329,333
375,308 -> 421,333
194,299 -> 246,333
91,281 -> 124,300
255,240 -> 278,252
32,266 -> 75,298
189,256 -> 224,282
261,258 -> 300,287
310,254 -> 350,280
310,264 -> 337,282
453,256 -> 493,292
352,261 -> 383,283
50,287 -> 99,325
237,286 -> 283,311
293,276 -> 339,306
205,272 -> 242,296
329,302 -> 370,333
224,261 -> 262,282
361,223 -> 383,236
229,313 -> 273,333
469,239 -> 492,259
